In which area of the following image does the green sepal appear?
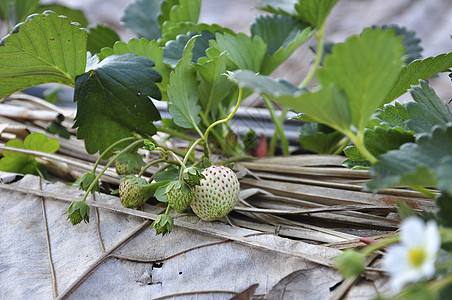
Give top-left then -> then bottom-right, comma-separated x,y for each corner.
71,172 -> 99,193
151,214 -> 174,236
334,249 -> 365,279
65,201 -> 90,225
182,166 -> 205,186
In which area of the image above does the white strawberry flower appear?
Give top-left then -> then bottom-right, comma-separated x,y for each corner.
382,216 -> 441,292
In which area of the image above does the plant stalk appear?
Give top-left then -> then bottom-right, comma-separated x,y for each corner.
81,139 -> 145,202
299,23 -> 325,89
263,96 -> 290,156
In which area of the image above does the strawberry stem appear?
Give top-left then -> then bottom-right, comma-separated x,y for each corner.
137,158 -> 166,177
92,136 -> 137,173
299,23 -> 325,89
81,139 -> 145,202
203,87 -> 243,142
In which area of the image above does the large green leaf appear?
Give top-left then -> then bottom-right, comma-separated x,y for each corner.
229,69 -> 300,96
159,0 -> 201,36
374,102 -> 412,129
87,25 -> 121,54
73,54 -> 162,154
98,38 -> 171,101
317,28 -> 405,131
294,0 -> 338,27
251,14 -> 313,75
385,52 -> 452,102
373,24 -> 422,64
276,84 -> 352,133
167,36 -> 201,129
0,11 -> 87,99
208,32 -> 267,72
195,52 -> 235,119
0,133 -> 59,177
405,81 -> 452,133
366,125 -> 452,192
231,70 -> 351,133
121,0 -> 164,40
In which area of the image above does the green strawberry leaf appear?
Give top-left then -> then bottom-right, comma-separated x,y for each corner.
0,133 -> 59,177
87,25 -> 121,54
121,0 -> 164,40
229,69 -> 300,95
208,32 -> 267,72
365,126 -> 415,156
374,102 -> 412,129
366,124 -> 452,193
230,70 -> 350,132
342,146 -> 370,169
372,24 -> 422,64
162,31 -> 214,68
294,0 -> 338,27
385,52 -> 452,102
0,11 -> 87,99
233,71 -> 351,133
258,0 -> 298,16
195,52 -> 235,119
159,22 -> 233,46
73,53 -> 162,155
36,4 -> 89,27
405,81 -> 452,134
251,14 -> 313,75
317,28 -> 405,132
299,123 -> 344,154
159,0 -> 201,36
167,36 -> 202,129
98,38 -> 171,101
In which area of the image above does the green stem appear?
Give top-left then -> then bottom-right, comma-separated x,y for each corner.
429,272 -> 452,293
299,23 -> 325,89
199,112 -> 229,156
410,186 -> 437,200
182,138 -> 204,167
263,96 -> 290,156
203,87 -> 243,142
137,158 -> 166,177
81,139 -> 145,202
92,136 -> 137,172
359,234 -> 399,257
164,204 -> 171,215
332,137 -> 350,155
348,131 -> 378,164
155,126 -> 196,142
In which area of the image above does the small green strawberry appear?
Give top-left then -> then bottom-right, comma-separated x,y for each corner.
190,165 -> 240,221
115,151 -> 145,176
182,166 -> 205,187
151,214 -> 174,236
65,201 -> 90,225
119,177 -> 149,208
165,180 -> 193,213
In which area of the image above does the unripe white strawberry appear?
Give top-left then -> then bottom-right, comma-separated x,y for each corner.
190,165 -> 240,221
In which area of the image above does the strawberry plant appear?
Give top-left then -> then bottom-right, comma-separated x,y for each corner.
1,0 -> 452,296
